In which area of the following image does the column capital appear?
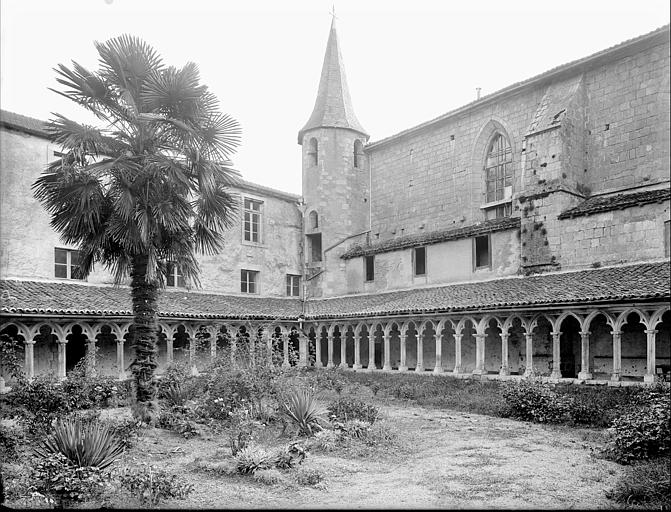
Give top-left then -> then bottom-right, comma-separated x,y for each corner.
500,332 -> 510,340
579,331 -> 591,337
610,330 -> 622,336
644,329 -> 659,335
23,339 -> 36,346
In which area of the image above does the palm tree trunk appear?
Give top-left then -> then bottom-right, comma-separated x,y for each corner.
130,253 -> 159,409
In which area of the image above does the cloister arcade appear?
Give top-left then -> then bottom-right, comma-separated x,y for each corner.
1,303 -> 669,385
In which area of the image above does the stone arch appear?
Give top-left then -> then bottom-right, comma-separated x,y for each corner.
457,317 -> 478,373
614,308 -> 650,331
93,323 -> 121,377
618,310 -> 648,380
501,315 -> 527,374
527,314 -> 554,376
354,322 -> 369,369
483,316 -> 503,374
557,314 -> 581,378
64,323 -> 89,374
650,306 -> 671,329
584,310 -> 615,331
555,311 -> 585,332
585,312 -> 615,380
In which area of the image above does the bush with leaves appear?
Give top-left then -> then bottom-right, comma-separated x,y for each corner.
0,423 -> 24,462
117,465 -> 194,506
0,333 -> 25,383
30,452 -> 109,507
228,406 -> 262,455
281,388 -> 327,436
327,397 -> 379,424
156,406 -> 200,439
34,417 -> 125,469
294,466 -> 326,488
8,375 -> 72,434
234,445 -> 274,474
604,390 -> 670,463
500,379 -> 572,423
273,441 -> 308,469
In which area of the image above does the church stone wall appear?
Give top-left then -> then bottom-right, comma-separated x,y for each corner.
583,40 -> 670,193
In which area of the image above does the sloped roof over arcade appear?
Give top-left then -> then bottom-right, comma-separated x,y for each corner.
1,261 -> 668,322
0,280 -> 302,321
303,261 -> 670,320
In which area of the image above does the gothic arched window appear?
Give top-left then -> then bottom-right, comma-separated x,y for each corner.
353,139 -> 364,168
484,133 -> 513,216
308,138 -> 319,167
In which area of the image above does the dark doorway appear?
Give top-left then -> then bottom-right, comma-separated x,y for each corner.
559,316 -> 580,378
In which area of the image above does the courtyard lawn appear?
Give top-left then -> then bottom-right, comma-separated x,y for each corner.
3,387 -> 621,509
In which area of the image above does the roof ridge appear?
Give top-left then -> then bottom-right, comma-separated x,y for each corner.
367,24 -> 670,150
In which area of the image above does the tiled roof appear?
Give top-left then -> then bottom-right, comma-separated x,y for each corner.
0,280 -> 302,320
342,217 -> 520,259
558,188 -> 671,219
1,262 -> 668,323
0,110 -> 49,138
304,261 -> 670,320
367,24 -> 669,150
298,19 -> 368,143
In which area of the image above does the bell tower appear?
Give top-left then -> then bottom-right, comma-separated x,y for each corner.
299,17 -> 369,298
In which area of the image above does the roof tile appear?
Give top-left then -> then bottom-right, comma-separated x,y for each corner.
558,189 -> 670,219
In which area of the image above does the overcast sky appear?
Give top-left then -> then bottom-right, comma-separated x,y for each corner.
1,0 -> 669,195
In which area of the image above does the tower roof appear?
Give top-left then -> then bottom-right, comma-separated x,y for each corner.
298,18 -> 368,143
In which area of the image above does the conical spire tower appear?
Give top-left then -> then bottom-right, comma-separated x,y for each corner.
298,18 -> 368,143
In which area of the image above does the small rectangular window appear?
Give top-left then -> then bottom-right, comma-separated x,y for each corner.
243,198 -> 263,243
286,274 -> 301,297
241,269 -> 259,294
365,255 -> 375,282
474,235 -> 490,269
166,262 -> 185,288
54,248 -> 83,280
307,233 -> 322,263
413,247 -> 426,276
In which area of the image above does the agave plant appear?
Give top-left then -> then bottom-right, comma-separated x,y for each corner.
280,388 -> 327,437
34,417 -> 124,470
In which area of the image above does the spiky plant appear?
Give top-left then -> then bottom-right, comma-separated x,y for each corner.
32,35 -> 241,416
280,388 -> 327,437
34,417 -> 124,470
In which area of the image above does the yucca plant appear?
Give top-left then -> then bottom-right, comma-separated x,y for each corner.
234,445 -> 274,475
280,388 -> 327,437
34,417 -> 124,470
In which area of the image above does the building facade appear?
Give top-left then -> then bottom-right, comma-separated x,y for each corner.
1,22 -> 669,385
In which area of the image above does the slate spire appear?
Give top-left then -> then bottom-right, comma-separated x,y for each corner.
298,18 -> 368,143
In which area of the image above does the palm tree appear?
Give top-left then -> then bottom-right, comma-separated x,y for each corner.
33,35 -> 241,415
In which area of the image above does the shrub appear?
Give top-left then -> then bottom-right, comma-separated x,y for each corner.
34,417 -> 124,470
162,382 -> 187,407
294,467 -> 326,487
604,392 -> 670,463
336,419 -> 371,440
228,406 -> 262,455
327,397 -> 379,424
117,465 -> 194,506
310,429 -> 340,452
156,406 -> 200,439
392,382 -> 418,400
500,379 -> 571,423
253,468 -> 285,485
8,375 -> 72,434
30,452 -> 109,506
365,422 -> 399,447
103,417 -> 144,449
281,388 -> 327,436
234,445 -> 274,474
273,441 -> 308,469
606,458 -> 671,508
0,423 -> 24,462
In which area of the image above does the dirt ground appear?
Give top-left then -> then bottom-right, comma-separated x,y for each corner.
107,403 -> 623,510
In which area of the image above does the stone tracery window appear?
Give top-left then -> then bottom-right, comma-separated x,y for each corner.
484,133 -> 513,217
